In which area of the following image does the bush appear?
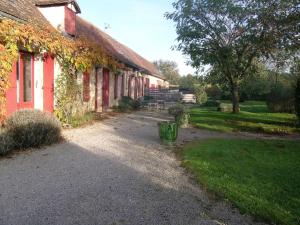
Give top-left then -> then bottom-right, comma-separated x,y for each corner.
5,110 -> 62,149
0,129 -> 15,156
69,112 -> 94,128
203,99 -> 221,107
267,85 -> 295,113
144,96 -> 154,101
217,103 -> 233,112
114,96 -> 140,113
168,105 -> 190,127
168,105 -> 185,117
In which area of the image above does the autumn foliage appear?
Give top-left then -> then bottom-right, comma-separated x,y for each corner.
0,19 -> 123,118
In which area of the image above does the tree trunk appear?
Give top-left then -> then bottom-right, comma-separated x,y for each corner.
231,84 -> 240,113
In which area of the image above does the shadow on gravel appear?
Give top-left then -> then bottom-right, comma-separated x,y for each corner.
0,110 -> 268,225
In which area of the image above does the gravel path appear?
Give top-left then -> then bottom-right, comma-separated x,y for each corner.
0,110 -> 268,225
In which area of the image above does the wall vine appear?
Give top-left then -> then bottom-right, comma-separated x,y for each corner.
0,19 -> 124,120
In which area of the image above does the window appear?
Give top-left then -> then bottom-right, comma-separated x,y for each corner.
83,72 -> 90,102
65,6 -> 76,36
23,54 -> 32,102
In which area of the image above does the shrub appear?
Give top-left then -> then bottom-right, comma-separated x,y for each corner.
217,103 -> 233,112
69,112 -> 94,128
144,96 -> 154,101
0,129 -> 14,156
267,85 -> 295,113
203,99 -> 221,107
168,105 -> 185,117
5,110 -> 62,149
168,105 -> 190,127
114,96 -> 140,112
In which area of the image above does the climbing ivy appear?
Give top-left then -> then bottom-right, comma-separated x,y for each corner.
0,19 -> 124,120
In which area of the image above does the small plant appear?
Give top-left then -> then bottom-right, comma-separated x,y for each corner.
0,129 -> 14,156
5,110 -> 62,149
168,105 -> 190,127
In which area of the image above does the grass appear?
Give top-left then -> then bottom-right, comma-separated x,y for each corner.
181,139 -> 300,225
190,101 -> 299,134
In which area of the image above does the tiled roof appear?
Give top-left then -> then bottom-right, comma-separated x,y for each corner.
0,0 -> 50,25
0,0 -> 163,78
76,17 -> 164,79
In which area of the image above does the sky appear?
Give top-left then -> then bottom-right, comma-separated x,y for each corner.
76,0 -> 196,75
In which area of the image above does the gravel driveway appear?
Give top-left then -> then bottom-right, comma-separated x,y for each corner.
0,111 -> 267,225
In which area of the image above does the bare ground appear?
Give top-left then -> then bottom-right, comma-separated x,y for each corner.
0,110 -> 274,225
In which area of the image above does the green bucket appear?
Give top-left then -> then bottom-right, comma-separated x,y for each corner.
158,121 -> 178,145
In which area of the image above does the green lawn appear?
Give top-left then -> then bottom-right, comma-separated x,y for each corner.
182,139 -> 300,225
190,101 -> 299,134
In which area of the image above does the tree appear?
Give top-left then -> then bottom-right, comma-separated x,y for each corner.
292,59 -> 300,124
179,74 -> 197,89
296,78 -> 300,125
166,0 -> 299,113
193,84 -> 207,104
153,60 -> 181,85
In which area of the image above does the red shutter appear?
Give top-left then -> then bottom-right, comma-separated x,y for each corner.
6,62 -> 18,117
121,74 -> 124,97
65,6 -> 76,36
114,74 -> 118,99
43,54 -> 54,112
83,72 -> 90,102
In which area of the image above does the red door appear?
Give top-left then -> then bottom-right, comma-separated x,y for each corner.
43,54 -> 54,112
102,68 -> 110,109
128,76 -> 132,98
18,52 -> 34,110
134,77 -> 138,99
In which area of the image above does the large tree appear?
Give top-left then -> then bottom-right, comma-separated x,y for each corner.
166,0 -> 299,113
153,60 -> 181,85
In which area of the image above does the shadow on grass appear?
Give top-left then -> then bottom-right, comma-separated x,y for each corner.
190,102 -> 299,135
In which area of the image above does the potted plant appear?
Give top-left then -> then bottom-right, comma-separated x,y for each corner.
158,121 -> 178,145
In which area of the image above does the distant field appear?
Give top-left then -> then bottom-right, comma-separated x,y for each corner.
189,101 -> 299,135
182,139 -> 300,225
